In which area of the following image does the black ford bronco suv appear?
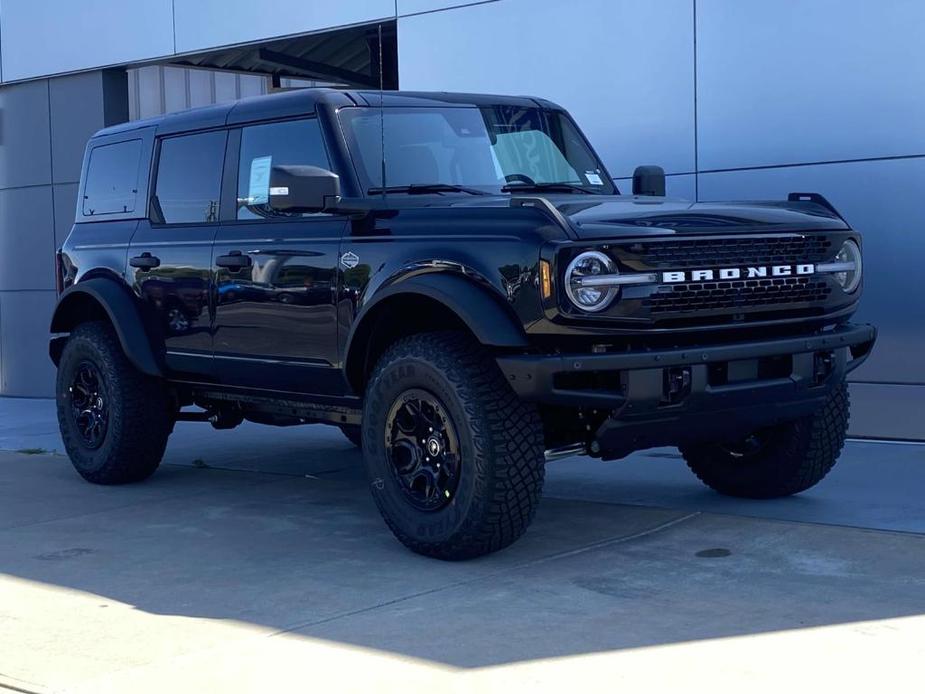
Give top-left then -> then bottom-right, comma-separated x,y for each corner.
51,88 -> 876,559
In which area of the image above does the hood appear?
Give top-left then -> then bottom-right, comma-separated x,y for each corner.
364,193 -> 849,239
553,195 -> 849,239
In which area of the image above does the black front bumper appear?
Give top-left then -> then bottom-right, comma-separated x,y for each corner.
496,323 -> 877,458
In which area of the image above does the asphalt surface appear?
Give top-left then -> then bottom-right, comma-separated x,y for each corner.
1,397 -> 924,692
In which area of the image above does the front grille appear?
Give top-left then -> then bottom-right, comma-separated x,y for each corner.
618,235 -> 833,270
644,276 -> 832,315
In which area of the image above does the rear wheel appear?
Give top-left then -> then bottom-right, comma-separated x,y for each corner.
362,331 -> 545,560
680,382 -> 849,499
56,321 -> 172,484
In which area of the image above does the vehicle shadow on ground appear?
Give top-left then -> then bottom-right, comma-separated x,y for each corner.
2,427 -> 925,672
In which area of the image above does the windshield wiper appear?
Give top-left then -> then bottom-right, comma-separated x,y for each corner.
367,183 -> 489,196
501,182 -> 601,194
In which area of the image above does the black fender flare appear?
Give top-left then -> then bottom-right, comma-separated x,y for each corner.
49,278 -> 163,377
344,272 -> 529,384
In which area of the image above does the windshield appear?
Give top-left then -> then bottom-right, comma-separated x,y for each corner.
338,105 -> 615,196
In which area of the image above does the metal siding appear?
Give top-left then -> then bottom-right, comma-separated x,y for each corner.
0,186 -> 56,291
0,290 -> 56,396
849,383 -> 925,440
0,80 -> 52,189
397,0 -> 500,15
696,0 -> 925,170
0,0 -> 174,82
173,0 -> 395,54
397,0 -> 696,180
50,73 -> 107,185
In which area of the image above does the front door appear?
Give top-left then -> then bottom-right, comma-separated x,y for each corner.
212,118 -> 345,395
128,129 -> 227,379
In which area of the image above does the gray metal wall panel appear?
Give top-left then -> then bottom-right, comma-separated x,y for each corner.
0,80 -> 51,189
398,0 -> 500,15
849,383 -> 925,440
173,0 -> 395,53
0,290 -> 56,396
0,186 -> 56,291
49,73 -> 106,185
163,68 -> 189,114
0,0 -> 174,82
697,0 -> 925,171
614,175 -> 696,201
53,183 -> 79,250
214,72 -> 239,104
698,156 -> 925,386
397,0 -> 696,179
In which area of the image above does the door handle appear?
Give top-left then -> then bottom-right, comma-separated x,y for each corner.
129,252 -> 160,270
215,251 -> 253,269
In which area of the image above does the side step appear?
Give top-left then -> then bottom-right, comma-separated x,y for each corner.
188,389 -> 363,427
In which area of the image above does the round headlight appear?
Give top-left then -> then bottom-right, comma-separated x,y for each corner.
564,251 -> 618,312
833,239 -> 862,293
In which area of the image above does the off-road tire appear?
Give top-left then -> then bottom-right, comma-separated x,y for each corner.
680,382 -> 849,499
339,424 -> 363,448
362,331 -> 545,560
56,321 -> 171,484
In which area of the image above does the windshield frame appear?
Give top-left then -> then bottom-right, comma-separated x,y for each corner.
335,104 -> 618,198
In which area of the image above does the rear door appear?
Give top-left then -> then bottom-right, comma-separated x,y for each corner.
211,117 -> 346,394
128,129 -> 226,379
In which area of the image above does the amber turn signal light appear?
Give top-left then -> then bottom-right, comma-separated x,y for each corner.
539,260 -> 552,300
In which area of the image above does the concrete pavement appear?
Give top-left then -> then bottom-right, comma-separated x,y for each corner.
1,398 -> 924,692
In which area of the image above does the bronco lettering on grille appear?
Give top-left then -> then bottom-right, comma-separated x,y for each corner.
661,264 -> 816,283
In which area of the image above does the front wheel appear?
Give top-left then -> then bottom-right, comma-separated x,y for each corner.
362,331 -> 545,560
56,321 -> 172,484
680,382 -> 849,499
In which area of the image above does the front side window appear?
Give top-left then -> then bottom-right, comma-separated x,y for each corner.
83,139 -> 143,216
338,105 -> 613,195
153,131 -> 226,224
237,118 -> 330,220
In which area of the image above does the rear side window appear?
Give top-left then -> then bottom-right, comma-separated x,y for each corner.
153,131 -> 226,224
82,139 -> 143,216
237,118 -> 329,220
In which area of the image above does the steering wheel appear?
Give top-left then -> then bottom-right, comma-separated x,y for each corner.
504,173 -> 536,185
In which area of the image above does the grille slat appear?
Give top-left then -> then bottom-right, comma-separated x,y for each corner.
643,276 -> 832,315
619,236 -> 833,269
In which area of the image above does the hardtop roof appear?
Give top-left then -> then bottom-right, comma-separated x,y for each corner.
91,87 -> 563,139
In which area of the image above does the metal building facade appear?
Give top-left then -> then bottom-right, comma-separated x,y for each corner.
0,0 -> 920,439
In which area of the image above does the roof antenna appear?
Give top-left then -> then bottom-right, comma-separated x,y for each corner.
378,23 -> 386,200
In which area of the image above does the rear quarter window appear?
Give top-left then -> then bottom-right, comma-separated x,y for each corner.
82,139 -> 143,216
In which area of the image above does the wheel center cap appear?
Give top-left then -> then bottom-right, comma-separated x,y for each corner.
426,436 -> 442,457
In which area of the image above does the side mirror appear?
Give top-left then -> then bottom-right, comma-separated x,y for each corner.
632,165 -> 666,197
269,165 -> 341,212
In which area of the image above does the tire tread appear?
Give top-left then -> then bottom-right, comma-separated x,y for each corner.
365,331 -> 545,559
57,321 -> 170,484
681,382 -> 849,499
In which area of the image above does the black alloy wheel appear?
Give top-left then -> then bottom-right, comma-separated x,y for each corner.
384,389 -> 461,512
68,361 -> 109,449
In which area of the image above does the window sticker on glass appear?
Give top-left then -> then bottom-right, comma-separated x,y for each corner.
248,155 -> 272,205
585,171 -> 604,186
